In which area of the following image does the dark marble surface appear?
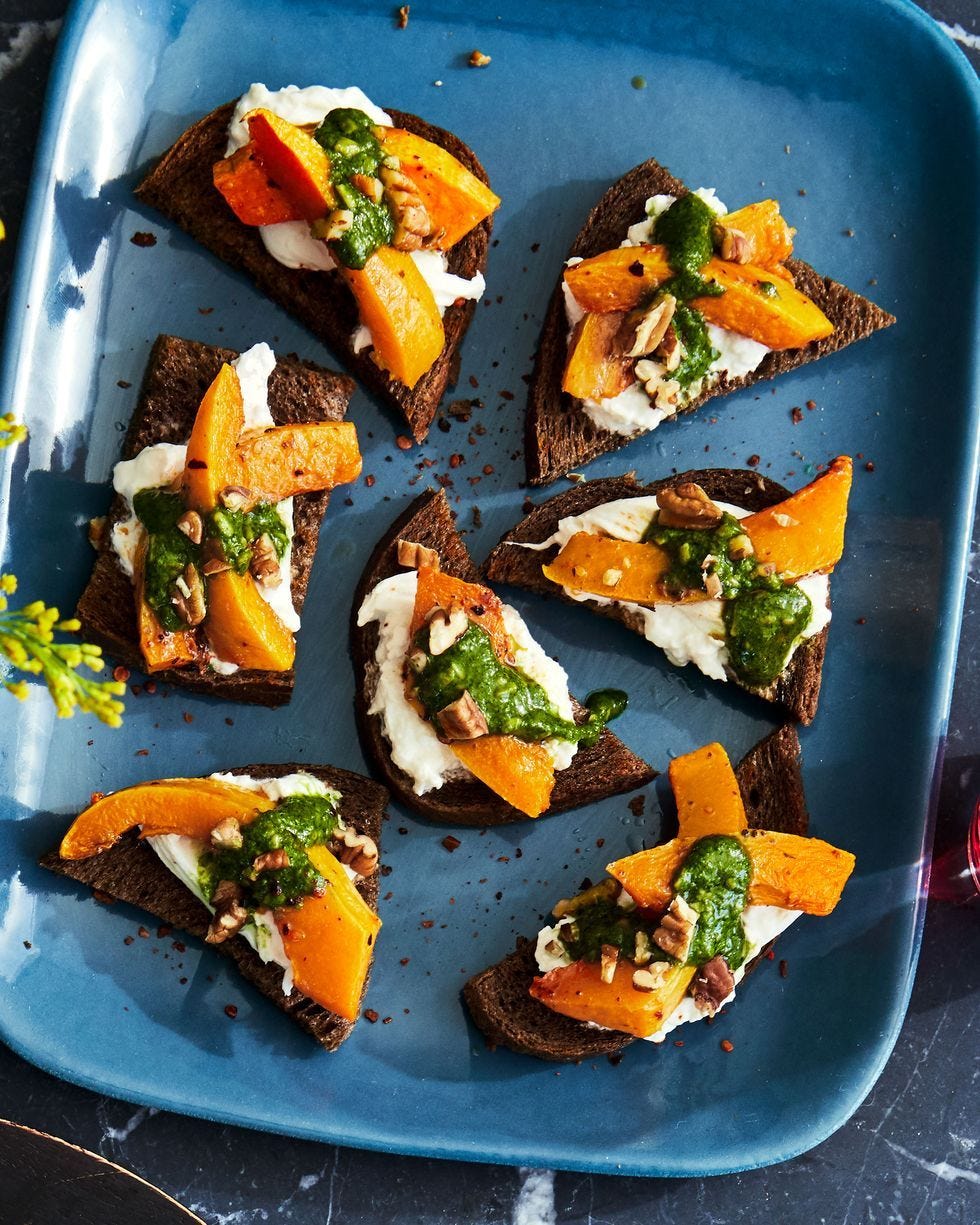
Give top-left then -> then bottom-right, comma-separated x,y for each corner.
0,3 -> 977,1222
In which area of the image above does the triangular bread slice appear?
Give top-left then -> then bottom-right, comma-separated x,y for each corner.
40,763 -> 387,1050
526,158 -> 895,484
77,334 -> 354,707
484,469 -> 828,724
462,724 -> 808,1061
350,488 -> 655,826
136,102 -> 493,443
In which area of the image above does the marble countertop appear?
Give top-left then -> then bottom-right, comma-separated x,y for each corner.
0,3 -> 977,1222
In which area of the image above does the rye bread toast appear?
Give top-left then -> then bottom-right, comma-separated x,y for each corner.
350,488 -> 655,826
76,334 -> 355,707
483,470 -> 828,724
135,102 -> 493,443
526,159 -> 895,484
40,762 -> 387,1050
462,724 -> 808,1061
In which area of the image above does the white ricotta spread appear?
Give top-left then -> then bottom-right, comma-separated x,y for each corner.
518,496 -> 830,684
566,187 -> 771,436
224,84 -> 487,345
108,343 -> 300,668
146,771 -> 345,996
356,570 -> 580,795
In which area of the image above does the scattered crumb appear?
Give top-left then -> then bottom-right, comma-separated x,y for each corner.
471,506 -> 482,528
224,1004 -> 238,1020
198,306 -> 214,316
130,231 -> 156,247
395,4 -> 409,27
442,835 -> 461,853
135,749 -> 149,757
806,399 -> 817,410
791,406 -> 803,425
123,936 -> 134,946
395,435 -> 412,451
364,474 -> 376,487
116,379 -> 131,389
364,1008 -> 379,1023
628,795 -> 645,817
779,959 -> 789,978
22,940 -> 31,950
720,1039 -> 734,1053
747,454 -> 760,468
400,957 -> 410,966
843,228 -> 855,238
468,49 -> 491,67
182,711 -> 193,724
856,616 -> 867,625
113,665 -> 130,683
137,926 -> 149,939
865,461 -> 875,472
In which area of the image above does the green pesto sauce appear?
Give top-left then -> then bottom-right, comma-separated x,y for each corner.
207,503 -> 289,576
132,489 -> 201,633
558,898 -> 658,965
652,193 -> 726,305
313,107 -> 394,269
671,302 -> 720,390
199,793 -> 342,911
411,622 -> 627,747
643,510 -> 813,686
673,834 -> 751,969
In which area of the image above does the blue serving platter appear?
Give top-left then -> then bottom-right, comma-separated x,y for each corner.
0,0 -> 977,1178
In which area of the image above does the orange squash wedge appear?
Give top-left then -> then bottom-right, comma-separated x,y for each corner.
378,127 -> 500,249
204,569 -> 296,671
530,958 -> 696,1038
243,108 -> 334,221
450,735 -> 556,820
60,778 -> 275,860
670,743 -> 747,840
237,421 -> 362,500
275,844 -> 381,1020
342,246 -> 445,389
562,312 -> 636,402
542,532 -> 703,606
134,538 -> 198,673
409,566 -> 511,661
742,456 -> 852,580
213,142 -> 303,226
182,363 -> 248,512
718,200 -> 795,269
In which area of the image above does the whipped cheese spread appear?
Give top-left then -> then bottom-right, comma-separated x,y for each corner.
566,186 -> 771,436
518,496 -> 830,684
147,771 -> 345,996
356,570 -> 579,795
108,343 -> 300,670
225,84 -> 486,346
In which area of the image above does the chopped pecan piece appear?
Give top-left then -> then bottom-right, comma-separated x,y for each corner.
210,816 -> 243,851
249,533 -> 282,588
728,533 -> 754,561
652,894 -> 698,962
173,563 -> 206,627
600,943 -> 620,985
219,485 -> 257,512
334,828 -> 379,877
632,962 -> 672,992
656,482 -> 724,530
437,690 -> 489,740
205,880 -> 248,944
176,510 -> 203,545
351,173 -> 384,204
690,955 -> 736,1015
380,164 -> 433,251
713,223 -> 755,264
397,538 -> 441,571
252,848 -> 290,873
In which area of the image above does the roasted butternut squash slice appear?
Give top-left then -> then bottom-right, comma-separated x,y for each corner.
342,246 -> 445,389
562,312 -> 636,402
238,421 -> 362,500
244,108 -> 335,221
275,844 -> 381,1021
409,566 -> 510,661
60,778 -> 275,859
742,456 -> 852,580
719,200 -> 795,268
607,829 -> 855,916
213,142 -> 303,226
378,127 -> 500,249
450,735 -> 556,820
204,569 -> 296,672
530,958 -> 696,1038
542,532 -> 704,606
182,363 -> 248,512
134,537 -> 198,673
670,743 -> 747,840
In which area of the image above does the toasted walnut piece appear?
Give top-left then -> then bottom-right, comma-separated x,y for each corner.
176,510 -> 203,545
250,534 -> 282,588
205,880 -> 247,944
551,878 -> 619,920
701,557 -> 723,600
334,827 -> 380,877
632,962 -> 673,992
652,894 -> 699,962
351,173 -> 384,204
713,223 -> 755,264
88,516 -> 106,549
655,323 -> 683,373
427,605 -> 470,656
772,512 -> 799,528
728,533 -> 754,561
599,943 -> 620,985
201,557 -> 233,576
219,485 -> 257,512
397,538 -> 441,571
690,955 -> 736,1015
626,294 -> 676,358
380,164 -> 433,251
437,690 -> 489,740
253,848 -> 290,873
654,378 -> 682,411
468,49 -> 492,67
173,563 -> 206,627
210,816 -> 243,851
656,482 -> 724,530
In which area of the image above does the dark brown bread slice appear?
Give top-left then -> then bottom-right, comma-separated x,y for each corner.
526,159 -> 895,484
350,488 -> 655,826
462,723 -> 809,1061
39,763 -> 386,1050
77,334 -> 355,706
484,469 -> 828,724
136,102 -> 493,442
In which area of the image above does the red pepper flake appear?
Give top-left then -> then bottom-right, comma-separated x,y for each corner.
395,4 -> 409,27
482,464 -> 494,476
468,375 -> 479,389
137,926 -> 149,939
421,919 -> 434,929
596,837 -> 605,848
144,681 -> 157,695
500,390 -> 514,401
112,665 -> 130,683
117,379 -> 132,389
382,1015 -> 394,1024
765,948 -> 775,960
449,453 -> 464,468
673,1040 -> 684,1048
225,717 -> 234,726
395,435 -> 413,451
720,1039 -> 734,1053
130,684 -> 141,696
497,855 -> 510,864
172,941 -> 186,953
224,1004 -> 238,1020
135,749 -> 149,757
806,399 -> 817,410
197,306 -> 214,315
791,406 -> 804,425
364,1008 -> 379,1023
628,795 -> 645,817
130,231 -> 157,247
182,711 -> 194,724
364,474 -> 376,487
747,454 -> 761,468
179,977 -> 188,985
399,957 -> 410,966
865,461 -> 875,472
123,936 -> 134,946
90,791 -> 105,805
442,835 -> 462,853
856,616 -> 867,625
779,959 -> 789,978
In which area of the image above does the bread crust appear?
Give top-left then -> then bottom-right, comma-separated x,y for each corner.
462,724 -> 809,1061
483,469 -> 828,723
349,488 -> 655,826
76,334 -> 355,706
525,158 -> 895,484
40,763 -> 388,1050
135,102 -> 494,442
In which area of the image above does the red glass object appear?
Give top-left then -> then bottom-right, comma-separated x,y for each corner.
929,796 -> 980,903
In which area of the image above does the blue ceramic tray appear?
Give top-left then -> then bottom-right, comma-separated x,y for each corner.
0,0 -> 977,1178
